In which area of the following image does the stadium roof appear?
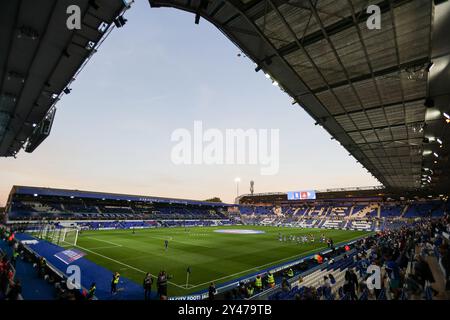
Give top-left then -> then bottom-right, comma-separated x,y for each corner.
0,0 -> 129,157
9,185 -> 232,207
148,0 -> 450,195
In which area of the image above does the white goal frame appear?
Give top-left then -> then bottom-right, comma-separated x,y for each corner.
59,228 -> 79,246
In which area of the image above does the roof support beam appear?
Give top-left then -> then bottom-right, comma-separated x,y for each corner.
312,57 -> 430,94
275,0 -> 414,57
332,98 -> 424,117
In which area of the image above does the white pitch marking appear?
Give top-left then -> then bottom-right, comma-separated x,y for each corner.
187,233 -> 367,288
86,237 -> 123,247
77,231 -> 366,291
74,244 -> 187,289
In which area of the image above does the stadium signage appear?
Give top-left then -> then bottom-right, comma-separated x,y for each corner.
170,293 -> 207,301
287,190 -> 316,200
21,240 -> 39,245
54,249 -> 86,265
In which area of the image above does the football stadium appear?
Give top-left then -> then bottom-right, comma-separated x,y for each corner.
0,0 -> 450,309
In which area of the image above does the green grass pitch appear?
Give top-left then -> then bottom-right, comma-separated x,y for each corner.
70,225 -> 368,296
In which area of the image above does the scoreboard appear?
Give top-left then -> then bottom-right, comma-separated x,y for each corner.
287,190 -> 316,200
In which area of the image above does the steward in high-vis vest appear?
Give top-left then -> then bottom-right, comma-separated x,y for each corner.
111,272 -> 120,294
287,268 -> 294,278
11,250 -> 19,267
87,283 -> 96,300
267,272 -> 275,288
255,275 -> 263,291
38,257 -> 47,277
246,285 -> 254,297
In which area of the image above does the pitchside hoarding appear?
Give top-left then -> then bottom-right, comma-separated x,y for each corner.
287,190 -> 316,200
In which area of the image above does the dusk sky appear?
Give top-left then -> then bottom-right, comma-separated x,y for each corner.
0,1 -> 379,206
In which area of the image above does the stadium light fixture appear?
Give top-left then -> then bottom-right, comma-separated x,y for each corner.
114,15 -> 127,28
265,73 -> 271,79
7,71 -> 25,83
436,138 -> 442,145
18,26 -> 39,40
433,152 -> 439,158
272,81 -> 279,87
234,177 -> 241,198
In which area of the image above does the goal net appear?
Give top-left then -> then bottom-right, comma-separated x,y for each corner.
59,228 -> 79,247
32,225 -> 79,247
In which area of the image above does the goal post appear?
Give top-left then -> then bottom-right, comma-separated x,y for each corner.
60,227 -> 79,247
28,224 -> 79,247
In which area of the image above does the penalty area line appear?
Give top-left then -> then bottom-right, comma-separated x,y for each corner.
85,237 -> 123,247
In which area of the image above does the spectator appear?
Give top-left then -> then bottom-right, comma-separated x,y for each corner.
384,254 -> 401,299
87,282 -> 96,300
328,274 -> 336,286
246,284 -> 254,298
157,270 -> 169,299
38,257 -> 47,277
143,273 -> 153,300
343,268 -> 358,300
111,271 -> 120,294
281,278 -> 290,293
208,282 -> 216,300
266,272 -> 275,288
323,276 -> 331,289
438,243 -> 450,291
413,254 -> 437,296
6,279 -> 21,300
238,282 -> 247,298
254,275 -> 263,291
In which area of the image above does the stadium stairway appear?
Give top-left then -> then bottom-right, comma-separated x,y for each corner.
268,253 -> 353,300
0,239 -> 55,300
268,249 -> 372,300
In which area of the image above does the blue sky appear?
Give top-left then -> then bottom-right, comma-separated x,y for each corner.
0,1 -> 378,205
